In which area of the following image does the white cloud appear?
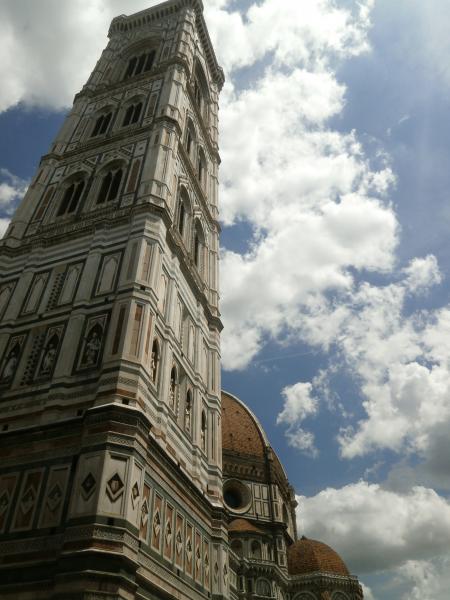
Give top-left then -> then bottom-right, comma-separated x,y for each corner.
298,482 -> 450,575
278,382 -> 319,424
0,0 -> 162,112
0,168 -> 28,215
403,255 -> 442,293
0,218 -> 11,238
277,382 -> 319,456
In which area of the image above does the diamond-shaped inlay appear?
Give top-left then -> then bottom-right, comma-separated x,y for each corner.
106,473 -> 124,502
153,509 -> 161,535
46,483 -> 63,512
20,486 -> 36,516
131,482 -> 139,508
186,537 -> 192,560
165,519 -> 172,545
214,562 -> 219,582
81,473 -> 96,500
0,491 -> 10,516
141,498 -> 149,527
176,530 -> 183,555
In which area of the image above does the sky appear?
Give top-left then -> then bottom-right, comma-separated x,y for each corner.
1,0 -> 450,598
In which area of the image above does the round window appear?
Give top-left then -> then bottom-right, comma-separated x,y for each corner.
223,479 -> 251,513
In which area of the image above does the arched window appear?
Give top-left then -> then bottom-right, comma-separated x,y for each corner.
176,188 -> 191,239
123,50 -> 155,80
151,338 -> 160,384
251,540 -> 262,559
91,112 -> 112,137
57,179 -> 85,216
231,540 -> 243,557
97,167 -> 123,204
193,61 -> 210,121
178,201 -> 185,236
184,389 -> 192,433
256,579 -> 272,597
193,220 -> 205,272
169,365 -> 177,411
185,118 -> 196,158
197,148 -> 206,187
201,410 -> 207,452
122,102 -> 143,127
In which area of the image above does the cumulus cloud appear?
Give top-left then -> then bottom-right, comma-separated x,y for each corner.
277,382 -> 319,456
298,482 -> 450,575
0,168 -> 28,215
0,0 -> 162,112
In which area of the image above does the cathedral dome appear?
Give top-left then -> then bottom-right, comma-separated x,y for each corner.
287,537 -> 350,577
221,390 -> 268,458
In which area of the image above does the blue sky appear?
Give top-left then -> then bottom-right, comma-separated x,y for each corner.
2,1 -> 450,598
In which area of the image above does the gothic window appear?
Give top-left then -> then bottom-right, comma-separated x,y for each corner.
122,102 -> 143,127
151,338 -> 160,384
178,201 -> 185,236
231,539 -> 243,557
256,579 -> 272,597
184,389 -> 192,434
169,365 -> 178,411
176,188 -> 192,240
201,410 -> 207,453
57,180 -> 85,216
185,118 -> 196,158
251,540 -> 262,559
96,167 -> 123,204
22,272 -> 49,315
193,220 -> 205,272
123,50 -> 155,80
58,263 -> 82,306
198,148 -> 207,187
193,61 -> 210,122
91,112 -> 112,137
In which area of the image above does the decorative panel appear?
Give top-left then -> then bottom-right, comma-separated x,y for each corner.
195,530 -> 202,583
102,454 -> 128,515
34,323 -> 65,381
70,453 -> 102,517
0,473 -> 19,533
11,469 -> 44,531
0,333 -> 27,386
76,313 -> 108,371
0,281 -> 16,319
151,493 -> 163,551
140,483 -> 151,541
204,539 -> 210,590
59,262 -> 83,305
164,504 -> 174,561
21,272 -> 49,315
38,464 -> 70,528
175,512 -> 184,569
95,252 -> 121,296
185,521 -> 193,577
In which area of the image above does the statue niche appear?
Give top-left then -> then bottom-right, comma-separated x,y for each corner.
80,323 -> 103,368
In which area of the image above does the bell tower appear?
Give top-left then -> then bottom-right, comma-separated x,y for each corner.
0,2 -> 227,599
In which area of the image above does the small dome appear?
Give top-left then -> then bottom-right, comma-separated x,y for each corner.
287,537 -> 350,577
222,391 -> 267,458
228,518 -> 265,535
